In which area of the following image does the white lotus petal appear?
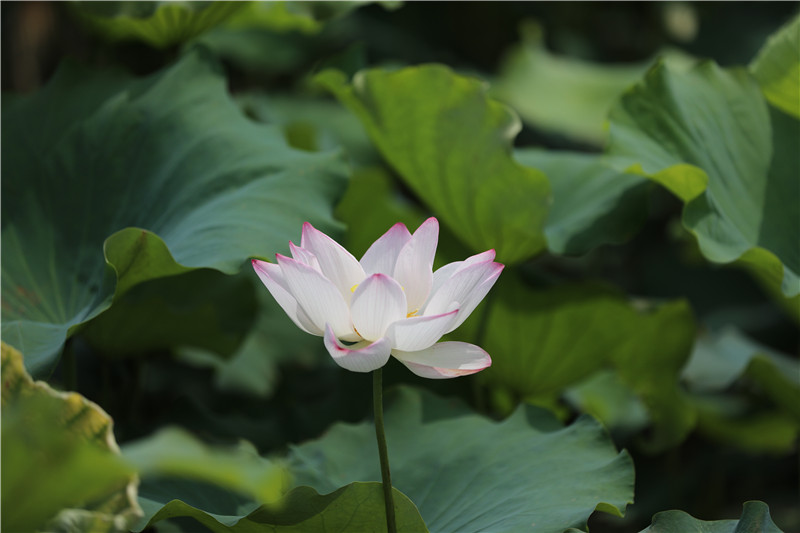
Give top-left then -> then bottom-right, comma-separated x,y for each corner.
324,325 -> 392,372
360,222 -> 412,276
446,265 -> 503,332
252,259 -> 322,335
276,254 -> 358,341
392,342 -> 491,379
350,274 -> 407,341
289,241 -> 320,271
301,222 -> 365,301
386,309 -> 458,352
423,260 -> 503,319
393,217 -> 438,314
429,249 -> 497,301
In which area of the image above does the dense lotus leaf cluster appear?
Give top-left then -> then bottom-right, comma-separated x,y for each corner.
1,4 -> 797,533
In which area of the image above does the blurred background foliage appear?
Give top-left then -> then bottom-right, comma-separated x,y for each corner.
2,2 -> 798,532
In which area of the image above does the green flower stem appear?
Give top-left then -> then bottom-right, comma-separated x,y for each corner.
373,367 -> 397,533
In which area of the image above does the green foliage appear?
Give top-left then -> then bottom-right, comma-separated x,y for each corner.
317,66 -> 552,265
289,386 -> 634,533
1,343 -> 141,532
73,1 -> 245,48
683,328 -> 800,453
123,428 -> 288,507
1,49 -> 348,375
750,15 -> 800,119
639,501 -> 782,533
608,60 -> 800,298
136,482 -> 427,532
515,149 -> 650,254
2,5 -> 798,533
474,274 -> 697,449
491,22 -> 692,145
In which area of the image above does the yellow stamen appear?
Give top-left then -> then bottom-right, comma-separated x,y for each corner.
350,284 -> 359,293
407,309 -> 419,318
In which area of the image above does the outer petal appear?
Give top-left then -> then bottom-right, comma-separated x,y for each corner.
276,254 -> 358,341
324,325 -> 392,373
350,274 -> 407,341
445,265 -> 503,332
252,259 -> 321,335
423,260 -> 504,331
289,241 -> 320,271
385,308 -> 459,352
301,222 -> 365,301
393,217 -> 439,314
360,222 -> 412,276
429,249 -> 497,301
392,342 -> 491,379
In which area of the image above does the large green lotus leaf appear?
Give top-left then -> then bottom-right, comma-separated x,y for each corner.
288,386 -> 634,533
135,481 -> 427,532
81,268 -> 257,359
476,274 -> 695,400
609,300 -> 697,450
477,278 -> 634,399
515,149 -> 650,254
122,427 -> 288,505
317,65 -> 552,265
639,501 -> 783,533
1,50 -> 348,375
72,1 -> 245,48
492,23 -> 672,145
474,274 -> 696,449
1,342 -> 141,532
750,15 -> 800,119
607,60 -> 799,298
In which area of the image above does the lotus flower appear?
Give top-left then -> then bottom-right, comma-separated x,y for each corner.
252,218 -> 503,378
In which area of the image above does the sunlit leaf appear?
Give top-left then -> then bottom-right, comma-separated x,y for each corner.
750,14 -> 800,119
608,60 -> 799,298
135,481 -> 427,532
72,1 -> 244,48
1,49 -> 348,375
639,500 -> 782,533
122,427 -> 288,505
288,386 -> 634,533
317,65 -> 551,265
1,342 -> 141,532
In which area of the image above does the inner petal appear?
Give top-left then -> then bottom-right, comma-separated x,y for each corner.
350,274 -> 407,341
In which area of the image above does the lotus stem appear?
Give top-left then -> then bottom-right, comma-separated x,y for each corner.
373,367 -> 397,533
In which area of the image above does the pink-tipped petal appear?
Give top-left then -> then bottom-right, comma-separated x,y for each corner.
393,217 -> 439,314
289,241 -> 321,271
429,249 -> 498,301
276,255 -> 358,341
324,324 -> 392,373
445,264 -> 503,332
301,222 -> 365,301
350,274 -> 407,341
423,260 -> 504,322
252,259 -> 321,335
392,342 -> 491,379
385,308 -> 459,352
360,222 -> 412,276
